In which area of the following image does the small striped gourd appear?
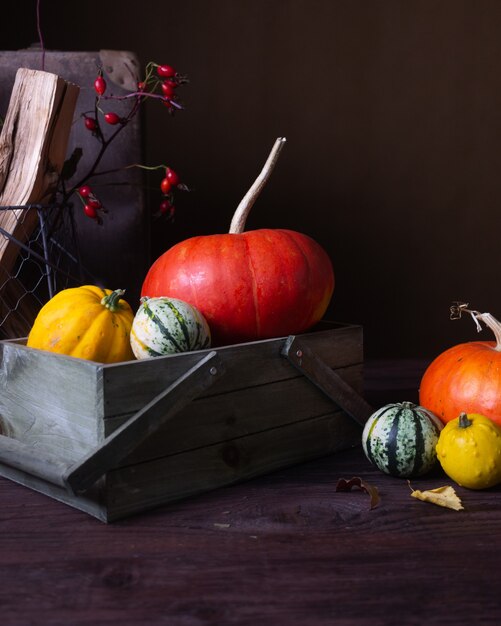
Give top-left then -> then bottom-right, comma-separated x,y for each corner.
362,401 -> 443,478
130,296 -> 211,358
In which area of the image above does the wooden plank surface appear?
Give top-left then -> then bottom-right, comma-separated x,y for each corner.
65,351 -> 225,495
2,358 -> 501,624
105,409 -> 361,521
0,342 -> 102,460
101,323 -> 363,417
0,68 -> 79,265
104,364 -> 362,466
0,66 -> 79,339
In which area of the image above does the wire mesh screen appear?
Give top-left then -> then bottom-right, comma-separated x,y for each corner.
0,205 -> 90,339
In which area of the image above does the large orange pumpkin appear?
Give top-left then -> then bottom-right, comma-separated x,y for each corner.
142,228 -> 334,345
141,138 -> 335,345
419,306 -> 501,426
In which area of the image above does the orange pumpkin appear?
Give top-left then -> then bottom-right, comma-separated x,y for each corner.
142,228 -> 333,346
141,137 -> 335,345
419,306 -> 501,426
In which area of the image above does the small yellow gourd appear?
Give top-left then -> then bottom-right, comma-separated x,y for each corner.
436,412 -> 501,489
27,285 -> 135,363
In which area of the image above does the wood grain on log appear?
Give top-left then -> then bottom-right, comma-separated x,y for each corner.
0,67 -> 79,275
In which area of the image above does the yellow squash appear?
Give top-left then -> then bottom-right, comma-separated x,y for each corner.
27,285 -> 135,363
436,412 -> 501,489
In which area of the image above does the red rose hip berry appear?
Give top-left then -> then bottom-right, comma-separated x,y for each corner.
161,81 -> 177,98
160,178 -> 172,194
84,204 -> 98,219
165,167 -> 180,187
159,199 -> 174,215
78,185 -> 92,198
94,75 -> 106,96
84,116 -> 97,131
87,198 -> 102,210
157,65 -> 176,78
104,112 -> 121,125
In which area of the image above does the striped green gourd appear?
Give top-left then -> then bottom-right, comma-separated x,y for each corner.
130,296 -> 211,358
362,401 -> 443,478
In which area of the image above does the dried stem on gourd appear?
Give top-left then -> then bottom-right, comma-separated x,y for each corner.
229,137 -> 287,234
101,289 -> 126,311
450,302 -> 501,351
458,412 -> 473,428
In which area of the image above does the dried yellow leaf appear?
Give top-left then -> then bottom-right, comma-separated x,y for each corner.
409,484 -> 464,511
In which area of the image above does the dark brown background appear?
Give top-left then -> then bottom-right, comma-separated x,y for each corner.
3,0 -> 501,358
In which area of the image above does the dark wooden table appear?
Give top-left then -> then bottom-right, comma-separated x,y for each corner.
1,359 -> 500,625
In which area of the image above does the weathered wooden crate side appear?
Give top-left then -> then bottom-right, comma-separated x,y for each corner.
0,341 -> 108,519
0,463 -> 107,521
104,410 -> 361,522
100,323 -> 365,521
99,322 -> 363,468
104,364 -> 362,467
101,322 -> 363,417
0,342 -> 103,460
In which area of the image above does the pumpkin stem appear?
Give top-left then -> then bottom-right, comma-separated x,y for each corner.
458,412 -> 472,428
474,312 -> 501,351
450,303 -> 501,352
228,137 -> 287,234
101,289 -> 126,312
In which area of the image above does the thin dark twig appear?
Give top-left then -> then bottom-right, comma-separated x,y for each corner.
66,96 -> 143,198
101,91 -> 183,109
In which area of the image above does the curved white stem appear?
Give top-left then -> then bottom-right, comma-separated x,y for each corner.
471,311 -> 501,351
229,137 -> 287,234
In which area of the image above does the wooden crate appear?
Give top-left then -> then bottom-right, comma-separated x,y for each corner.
0,322 -> 371,522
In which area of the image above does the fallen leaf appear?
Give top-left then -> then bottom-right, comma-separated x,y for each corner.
335,476 -> 380,510
409,483 -> 464,511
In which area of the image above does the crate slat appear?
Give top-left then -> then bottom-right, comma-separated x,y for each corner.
101,323 -> 363,417
105,410 -> 361,522
105,364 -> 362,467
